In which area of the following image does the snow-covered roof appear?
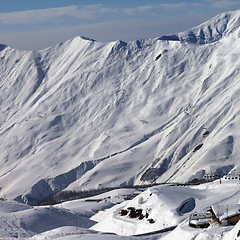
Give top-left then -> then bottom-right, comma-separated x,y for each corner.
211,204 -> 240,221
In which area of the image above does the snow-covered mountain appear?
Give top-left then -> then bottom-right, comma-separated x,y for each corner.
1,10 -> 240,204
160,10 -> 240,44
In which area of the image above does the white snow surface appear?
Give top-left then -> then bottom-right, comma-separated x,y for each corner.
0,180 -> 239,239
178,10 -> 240,44
91,179 -> 240,236
0,188 -> 138,239
0,10 -> 240,204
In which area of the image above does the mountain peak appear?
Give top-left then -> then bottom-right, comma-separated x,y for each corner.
68,36 -> 96,45
78,36 -> 96,42
160,10 -> 240,44
0,44 -> 8,51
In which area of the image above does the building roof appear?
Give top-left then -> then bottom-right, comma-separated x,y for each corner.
211,204 -> 240,221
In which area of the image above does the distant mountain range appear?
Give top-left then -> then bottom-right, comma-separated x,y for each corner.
0,10 -> 240,205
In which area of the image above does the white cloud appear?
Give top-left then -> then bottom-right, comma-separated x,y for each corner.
123,8 -> 136,15
0,2 -> 207,26
160,3 -> 187,9
138,5 -> 155,12
210,0 -> 239,8
0,5 -> 117,25
123,5 -> 155,15
191,3 -> 202,7
78,4 -> 117,17
0,6 -> 78,24
123,3 -> 188,15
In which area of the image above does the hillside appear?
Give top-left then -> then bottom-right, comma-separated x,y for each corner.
0,10 -> 240,204
0,179 -> 239,239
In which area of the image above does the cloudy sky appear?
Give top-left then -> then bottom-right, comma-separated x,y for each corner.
1,0 -> 240,50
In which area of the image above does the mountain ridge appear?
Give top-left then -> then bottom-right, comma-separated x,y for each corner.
159,10 -> 240,44
0,10 -> 240,204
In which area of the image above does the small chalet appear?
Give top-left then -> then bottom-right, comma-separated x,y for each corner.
211,204 -> 240,225
189,212 -> 211,228
189,204 -> 240,228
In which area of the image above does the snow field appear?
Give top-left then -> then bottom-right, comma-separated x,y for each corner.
91,180 -> 240,236
0,180 -> 239,239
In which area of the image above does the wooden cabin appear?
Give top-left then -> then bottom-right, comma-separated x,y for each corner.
211,204 -> 240,226
222,212 -> 240,225
189,204 -> 240,228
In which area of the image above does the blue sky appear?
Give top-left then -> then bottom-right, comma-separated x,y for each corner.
1,0 -> 240,50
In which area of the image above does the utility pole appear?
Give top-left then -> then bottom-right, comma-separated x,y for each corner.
76,215 -> 78,232
121,220 -> 124,236
226,205 -> 228,218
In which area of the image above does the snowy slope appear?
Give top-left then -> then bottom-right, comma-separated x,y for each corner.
160,10 -> 240,44
0,188 -> 139,239
0,10 -> 240,204
0,180 -> 239,239
90,179 -> 240,236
